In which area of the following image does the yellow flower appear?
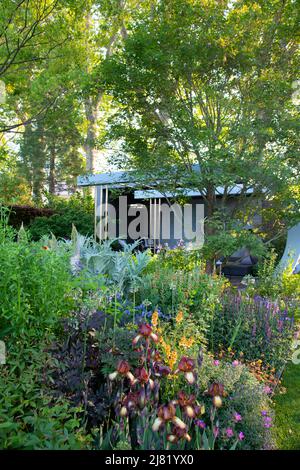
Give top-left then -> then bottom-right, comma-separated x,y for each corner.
168,351 -> 178,370
151,310 -> 159,328
179,336 -> 195,349
176,310 -> 184,323
164,344 -> 171,357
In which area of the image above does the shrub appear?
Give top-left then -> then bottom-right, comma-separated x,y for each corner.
255,250 -> 300,303
7,205 -> 55,229
211,293 -> 295,371
150,246 -> 202,272
137,265 -> 228,329
28,193 -> 94,240
0,230 -> 74,342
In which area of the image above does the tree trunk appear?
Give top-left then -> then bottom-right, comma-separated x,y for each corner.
84,96 -> 99,174
205,184 -> 217,274
49,145 -> 56,194
31,121 -> 46,204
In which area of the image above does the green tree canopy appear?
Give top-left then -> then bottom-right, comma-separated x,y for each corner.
101,0 -> 300,240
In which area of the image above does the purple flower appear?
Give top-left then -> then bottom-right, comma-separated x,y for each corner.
213,360 -> 220,366
195,419 -> 206,429
233,412 -> 242,423
261,410 -> 268,417
263,416 -> 272,428
225,427 -> 234,438
238,431 -> 245,441
263,386 -> 272,395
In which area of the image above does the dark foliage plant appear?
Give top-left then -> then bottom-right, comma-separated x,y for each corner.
47,310 -> 133,431
7,205 -> 55,228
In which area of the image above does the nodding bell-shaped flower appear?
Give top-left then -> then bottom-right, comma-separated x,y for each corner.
152,403 -> 186,432
109,360 -> 135,383
208,382 -> 225,397
207,382 -> 225,408
212,396 -> 223,408
135,366 -> 149,384
135,367 -> 155,389
176,356 -> 196,384
132,324 -> 159,346
153,362 -> 171,378
120,406 -> 128,417
118,391 -> 139,417
175,391 -> 197,418
167,425 -> 192,443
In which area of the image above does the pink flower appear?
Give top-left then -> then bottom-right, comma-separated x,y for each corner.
233,412 -> 242,422
232,360 -> 239,367
213,360 -> 220,366
225,427 -> 234,438
263,416 -> 272,428
263,386 -> 272,395
238,431 -> 245,441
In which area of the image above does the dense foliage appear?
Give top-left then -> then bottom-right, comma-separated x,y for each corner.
1,215 -> 297,449
0,0 -> 299,452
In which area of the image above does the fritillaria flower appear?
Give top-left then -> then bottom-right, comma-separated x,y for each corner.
152,403 -> 186,432
176,391 -> 197,418
132,324 -> 159,346
176,356 -> 196,384
119,391 -> 139,417
208,382 -> 225,408
212,396 -> 223,408
153,362 -> 171,377
109,360 -> 135,383
135,367 -> 155,389
208,382 -> 225,397
167,425 -> 191,443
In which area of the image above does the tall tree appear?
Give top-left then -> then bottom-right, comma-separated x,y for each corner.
101,0 -> 300,243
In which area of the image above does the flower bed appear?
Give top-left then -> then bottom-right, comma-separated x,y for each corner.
0,225 -> 298,449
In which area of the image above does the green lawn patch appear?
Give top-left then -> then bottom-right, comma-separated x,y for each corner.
274,361 -> 300,449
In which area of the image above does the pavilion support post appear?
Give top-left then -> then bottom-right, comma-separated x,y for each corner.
99,185 -> 103,242
105,185 -> 108,240
158,198 -> 161,247
153,199 -> 157,252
